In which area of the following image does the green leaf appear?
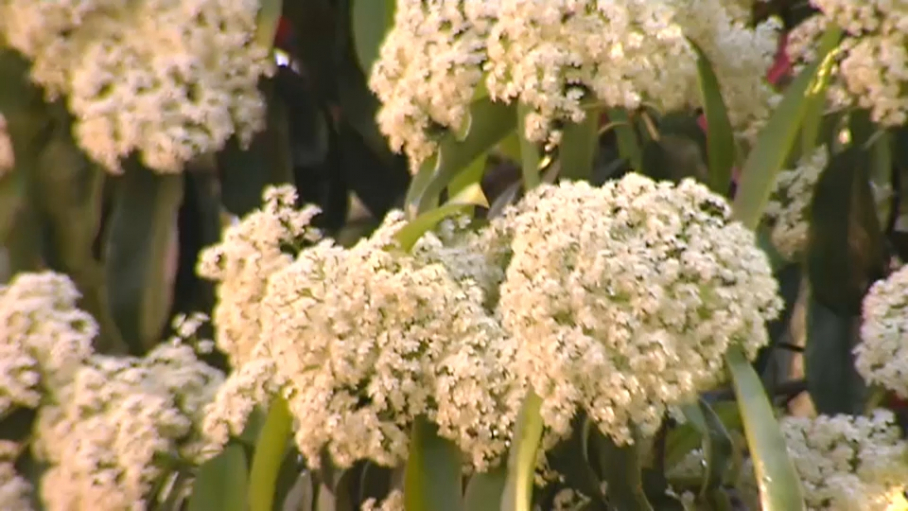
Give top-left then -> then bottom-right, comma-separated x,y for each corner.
799,26 -> 843,156
559,107 -> 600,181
104,164 -> 184,354
188,444 -> 249,511
591,430 -> 653,511
688,39 -> 736,194
680,400 -> 734,497
502,391 -> 545,511
547,414 -> 606,506
351,0 -> 396,75
732,24 -> 843,230
218,81 -> 295,217
725,347 -> 805,511
249,397 -> 294,511
463,464 -> 507,511
804,297 -> 867,414
394,184 -> 487,252
517,103 -> 542,191
606,108 -> 642,172
640,134 -> 708,184
665,401 -> 741,469
404,99 -> 515,215
403,416 -> 463,511
807,145 -> 886,316
255,0 -> 284,48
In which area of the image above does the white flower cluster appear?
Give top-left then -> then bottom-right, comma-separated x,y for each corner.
0,0 -> 274,173
0,441 -> 32,511
787,0 -> 908,126
34,343 -> 223,511
361,490 -> 404,511
855,265 -> 908,398
762,146 -> 829,261
370,0 -> 780,171
492,176 -> 782,442
780,410 -> 908,511
260,212 -> 522,470
0,271 -> 95,418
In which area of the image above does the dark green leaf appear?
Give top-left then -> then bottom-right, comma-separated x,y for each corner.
272,449 -> 305,511
798,29 -> 843,157
807,145 -> 886,315
249,397 -> 294,511
502,391 -> 545,511
732,24 -> 842,230
406,99 -> 516,214
463,464 -> 507,511
188,444 -> 249,511
804,297 -> 867,414
547,414 -> 606,507
606,108 -> 643,172
403,416 -> 463,511
104,164 -> 184,354
681,400 -> 734,497
725,347 -> 805,511
559,107 -> 600,181
351,0 -> 396,75
358,462 -> 393,505
218,80 -> 294,217
336,119 -> 410,219
591,430 -> 653,511
688,39 -> 736,194
640,134 -> 708,184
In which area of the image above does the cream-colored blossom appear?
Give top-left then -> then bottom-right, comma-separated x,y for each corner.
781,410 -> 908,511
0,0 -> 273,173
494,175 -> 782,443
260,211 -> 522,470
855,265 -> 908,398
34,344 -> 223,511
0,271 -> 96,417
198,185 -> 322,368
0,461 -> 32,511
361,490 -> 404,511
787,1 -> 908,126
370,1 -> 779,170
762,146 -> 829,260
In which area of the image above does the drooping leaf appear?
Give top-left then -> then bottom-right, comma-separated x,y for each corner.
547,414 -> 606,507
249,397 -> 294,511
351,0 -> 396,75
807,145 -> 886,316
732,24 -> 842,230
403,417 -> 463,511
606,108 -> 643,172
799,28 -> 842,157
681,400 -> 734,497
255,0 -> 284,48
463,464 -> 507,511
640,134 -> 708,184
104,164 -> 184,354
559,107 -> 600,181
590,430 -> 653,511
804,297 -> 867,415
688,39 -> 736,194
394,183 -> 487,252
665,401 -> 741,468
188,444 -> 249,511
725,347 -> 805,511
502,391 -> 545,511
405,98 -> 516,214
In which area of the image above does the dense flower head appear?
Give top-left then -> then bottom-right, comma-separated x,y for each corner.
0,271 -> 96,417
855,265 -> 908,398
370,0 -> 780,171
0,460 -> 32,511
762,146 -> 829,260
787,0 -> 908,126
259,211 -> 523,470
0,0 -> 274,173
197,185 -> 322,368
780,410 -> 908,510
493,175 -> 782,442
34,343 -> 223,511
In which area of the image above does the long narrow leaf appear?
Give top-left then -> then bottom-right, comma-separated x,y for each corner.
592,430 -> 653,511
606,108 -> 643,172
501,391 -> 545,511
517,104 -> 542,190
732,24 -> 842,229
559,107 -> 600,181
248,397 -> 294,511
681,400 -> 734,497
725,347 -> 805,511
188,444 -> 249,511
688,39 -> 736,194
255,0 -> 285,48
395,183 -> 487,252
403,417 -> 463,511
351,0 -> 396,74
800,26 -> 843,156
464,464 -> 508,511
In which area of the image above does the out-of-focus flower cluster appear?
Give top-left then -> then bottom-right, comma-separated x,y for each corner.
370,0 -> 781,172
762,146 -> 829,261
787,0 -> 908,126
35,343 -> 223,511
0,271 -> 95,418
0,441 -> 31,511
489,176 -> 782,443
855,265 -> 908,399
0,0 -> 273,173
780,410 -> 908,510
